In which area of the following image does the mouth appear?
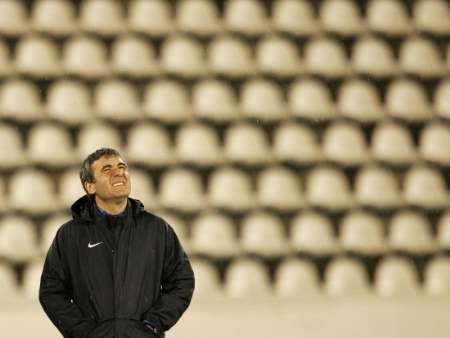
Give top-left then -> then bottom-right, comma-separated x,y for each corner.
112,181 -> 126,187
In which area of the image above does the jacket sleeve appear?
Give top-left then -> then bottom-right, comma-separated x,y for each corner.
142,222 -> 195,333
39,226 -> 97,338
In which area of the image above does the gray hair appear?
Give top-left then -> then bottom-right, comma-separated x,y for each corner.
79,148 -> 123,194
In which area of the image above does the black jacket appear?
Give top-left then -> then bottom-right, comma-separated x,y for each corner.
39,196 -> 195,338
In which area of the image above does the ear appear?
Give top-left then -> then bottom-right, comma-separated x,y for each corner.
85,181 -> 96,195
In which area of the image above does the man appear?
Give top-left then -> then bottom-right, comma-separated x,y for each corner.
39,148 -> 195,338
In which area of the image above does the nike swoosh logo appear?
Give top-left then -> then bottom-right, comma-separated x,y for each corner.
88,242 -> 103,248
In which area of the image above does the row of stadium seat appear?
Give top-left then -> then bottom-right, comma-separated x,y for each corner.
2,121 -> 450,168
2,209 -> 450,263
0,34 -> 449,79
2,255 -> 450,302
1,165 -> 449,214
1,78 -> 450,123
0,0 -> 448,38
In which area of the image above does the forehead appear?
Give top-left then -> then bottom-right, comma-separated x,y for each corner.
91,155 -> 127,170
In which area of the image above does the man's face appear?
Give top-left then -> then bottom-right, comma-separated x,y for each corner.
85,155 -> 131,201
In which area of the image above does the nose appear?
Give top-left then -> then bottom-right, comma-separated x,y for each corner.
113,166 -> 126,176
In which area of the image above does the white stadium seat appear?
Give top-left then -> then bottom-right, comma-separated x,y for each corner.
375,256 -> 421,297
0,216 -> 38,262
304,37 -> 350,77
128,0 -> 173,37
241,212 -> 289,257
275,258 -> 321,298
22,260 -> 45,300
424,256 -> 450,296
324,257 -> 371,297
58,168 -> 85,210
208,167 -> 256,213
354,165 -> 404,209
366,0 -> 411,36
27,123 -> 75,167
77,123 -> 123,160
225,258 -> 272,298
175,123 -> 223,166
111,35 -> 160,78
399,37 -> 444,77
419,123 -> 450,165
31,0 -> 77,36
272,0 -> 319,36
190,259 -> 222,300
0,0 -> 28,36
291,212 -> 339,255
176,0 -> 221,36
320,0 -> 365,36
191,212 -> 239,258
1,79 -> 44,122
434,80 -> 450,120
413,0 -> 450,35
9,169 -> 59,214
224,0 -> 269,36
94,80 -> 142,122
126,123 -> 174,167
128,169 -> 159,210
80,0 -> 124,36
0,123 -> 27,169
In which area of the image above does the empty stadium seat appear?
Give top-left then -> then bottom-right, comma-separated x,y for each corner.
257,166 -> 304,211
275,258 -> 321,298
256,36 -> 302,77
366,0 -> 411,36
424,256 -> 450,296
40,213 -> 68,254
337,79 -> 384,122
128,0 -> 172,36
1,79 -> 44,122
156,212 -> 190,252
0,0 -> 28,36
386,79 -> 432,122
320,0 -> 365,36
304,37 -> 350,77
46,80 -> 92,125
225,258 -> 272,298
27,123 -> 75,167
224,123 -> 273,165
322,122 -> 370,166
413,0 -> 450,35
0,123 -> 27,169
351,36 -> 398,77
63,36 -> 109,79
15,35 -> 61,77
403,165 -> 449,209
9,169 -> 59,214
241,212 -> 289,257
22,260 -> 44,300
388,211 -> 436,253
176,0 -> 221,36
434,79 -> 450,120
288,78 -> 336,122
375,256 -> 421,297
291,211 -> 339,255
0,39 -> 13,77
354,165 -> 404,209
159,168 -> 206,212
272,0 -> 319,36
58,168 -> 85,209
128,169 -> 159,210
340,211 -> 387,255
31,0 -> 77,36
208,36 -> 255,78
240,79 -> 288,121
190,259 -> 222,299
161,35 -> 206,78
208,167 -> 256,212
94,80 -> 141,122
111,35 -> 160,78
437,212 -> 450,250
306,166 -> 354,210
77,123 -> 123,160
399,37 -> 444,78
0,262 -> 19,301
273,122 -> 322,164
191,212 -> 239,258
224,0 -> 268,36
324,256 -> 371,297
371,122 -> 417,165
0,216 -> 38,262
143,80 -> 192,123
192,79 -> 239,122
126,123 -> 174,167
175,123 -> 223,166
80,0 -> 124,36
419,123 -> 450,165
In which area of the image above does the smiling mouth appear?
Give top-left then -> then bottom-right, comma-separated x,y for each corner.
112,182 -> 126,187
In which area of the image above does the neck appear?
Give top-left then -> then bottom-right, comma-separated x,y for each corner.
94,195 -> 127,215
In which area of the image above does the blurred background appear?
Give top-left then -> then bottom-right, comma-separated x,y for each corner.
0,0 -> 449,337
